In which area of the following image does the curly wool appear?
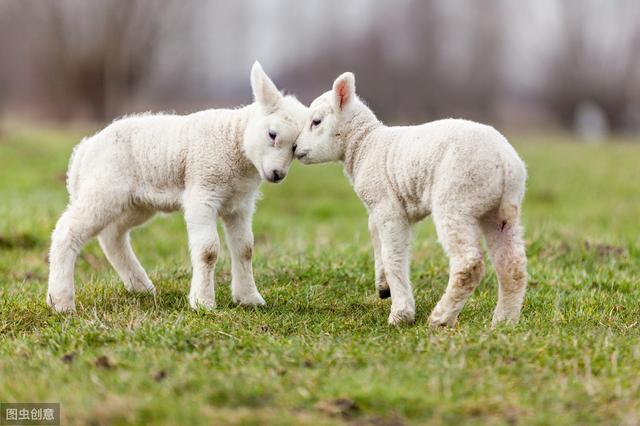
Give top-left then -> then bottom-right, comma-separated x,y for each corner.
296,72 -> 528,327
47,62 -> 307,312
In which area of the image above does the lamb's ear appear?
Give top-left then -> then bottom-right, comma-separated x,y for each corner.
251,61 -> 282,112
332,72 -> 356,111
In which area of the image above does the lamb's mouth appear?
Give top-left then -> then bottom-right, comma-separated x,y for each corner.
295,151 -> 309,162
259,168 -> 269,180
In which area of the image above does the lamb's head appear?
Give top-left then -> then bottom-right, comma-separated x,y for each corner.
294,72 -> 357,164
244,61 -> 308,183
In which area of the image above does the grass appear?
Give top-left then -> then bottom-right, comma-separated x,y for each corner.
0,127 -> 639,425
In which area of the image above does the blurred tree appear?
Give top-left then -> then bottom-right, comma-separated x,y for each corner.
280,0 -> 505,124
545,0 -> 640,133
0,2 -> 10,135
1,0 -> 639,133
16,0 -> 191,121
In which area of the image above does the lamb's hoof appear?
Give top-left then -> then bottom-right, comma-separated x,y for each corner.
46,293 -> 76,313
126,276 -> 156,294
388,306 -> 415,326
428,307 -> 458,328
233,292 -> 266,307
377,288 -> 391,299
491,310 -> 520,328
189,295 -> 216,310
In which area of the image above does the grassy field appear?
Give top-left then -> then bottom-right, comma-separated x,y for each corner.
0,128 -> 639,425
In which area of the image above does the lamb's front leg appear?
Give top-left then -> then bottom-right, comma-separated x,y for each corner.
368,216 -> 390,299
221,209 -> 265,306
184,199 -> 220,309
372,212 -> 415,325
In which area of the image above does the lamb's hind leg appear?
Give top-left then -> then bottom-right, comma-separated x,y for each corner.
47,201 -> 117,312
98,209 -> 155,294
429,213 -> 485,327
481,212 -> 527,326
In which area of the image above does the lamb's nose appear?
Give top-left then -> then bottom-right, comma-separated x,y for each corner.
272,170 -> 284,182
292,143 -> 298,153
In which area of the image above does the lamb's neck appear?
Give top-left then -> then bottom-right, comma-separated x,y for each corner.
341,107 -> 382,179
222,104 -> 260,178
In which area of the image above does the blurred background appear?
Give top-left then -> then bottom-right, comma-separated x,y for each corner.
1,0 -> 639,139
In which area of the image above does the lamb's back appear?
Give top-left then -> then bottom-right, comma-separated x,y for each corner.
358,119 -> 523,220
67,113 -> 194,200
397,118 -> 524,216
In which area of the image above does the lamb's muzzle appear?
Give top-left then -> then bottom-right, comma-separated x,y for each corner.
294,149 -> 309,161
266,169 -> 286,183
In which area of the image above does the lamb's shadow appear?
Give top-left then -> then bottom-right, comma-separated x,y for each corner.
88,285 -> 401,329
9,277 -> 440,338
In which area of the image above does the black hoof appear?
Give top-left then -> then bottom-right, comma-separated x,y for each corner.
378,288 -> 391,299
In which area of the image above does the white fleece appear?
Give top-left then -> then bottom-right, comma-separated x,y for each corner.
295,72 -> 528,327
47,62 -> 307,312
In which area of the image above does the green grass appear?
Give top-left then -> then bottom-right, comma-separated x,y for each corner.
1,128 -> 639,425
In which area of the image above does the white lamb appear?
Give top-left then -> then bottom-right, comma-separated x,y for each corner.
294,73 -> 528,327
47,62 -> 307,312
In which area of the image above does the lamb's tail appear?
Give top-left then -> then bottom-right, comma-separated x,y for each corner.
66,137 -> 89,201
497,153 -> 527,229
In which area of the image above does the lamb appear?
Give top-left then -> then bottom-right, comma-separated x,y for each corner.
294,72 -> 528,327
47,62 -> 307,313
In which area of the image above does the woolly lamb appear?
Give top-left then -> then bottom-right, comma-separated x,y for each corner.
294,72 -> 528,327
47,62 -> 307,312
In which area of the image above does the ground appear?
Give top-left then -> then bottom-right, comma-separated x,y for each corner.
0,128 -> 639,425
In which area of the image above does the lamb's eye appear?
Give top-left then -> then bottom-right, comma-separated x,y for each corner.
268,130 -> 277,142
312,119 -> 322,127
